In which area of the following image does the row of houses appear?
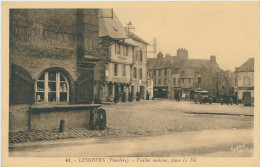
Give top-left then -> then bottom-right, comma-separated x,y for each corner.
147,49 -> 254,102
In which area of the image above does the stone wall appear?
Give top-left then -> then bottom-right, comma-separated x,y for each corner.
30,109 -> 90,130
9,105 -> 30,131
10,9 -> 78,81
9,9 -> 100,131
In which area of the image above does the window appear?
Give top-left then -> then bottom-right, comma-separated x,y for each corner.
134,67 -> 137,78
123,65 -> 126,76
235,78 -> 238,87
158,79 -> 161,85
123,45 -> 128,56
154,79 -> 156,85
198,77 -> 201,84
115,43 -> 120,55
173,78 -> 176,85
153,70 -> 156,76
181,78 -> 184,83
159,69 -> 161,76
35,70 -> 69,103
139,68 -> 143,79
164,78 -> 167,85
244,77 -> 250,86
114,64 -> 118,76
139,51 -> 143,61
164,68 -> 167,76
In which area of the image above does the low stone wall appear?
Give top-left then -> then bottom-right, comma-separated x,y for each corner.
10,104 -> 101,131
30,110 -> 88,130
29,104 -> 101,130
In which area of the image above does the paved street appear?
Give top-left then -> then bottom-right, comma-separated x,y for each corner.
9,129 -> 253,157
9,99 -> 254,156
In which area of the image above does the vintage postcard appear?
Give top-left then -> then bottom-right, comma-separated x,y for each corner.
2,1 -> 260,167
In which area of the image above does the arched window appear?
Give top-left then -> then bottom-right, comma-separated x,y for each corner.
35,70 -> 69,103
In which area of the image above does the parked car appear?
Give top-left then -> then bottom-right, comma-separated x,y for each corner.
194,90 -> 212,104
220,95 -> 238,105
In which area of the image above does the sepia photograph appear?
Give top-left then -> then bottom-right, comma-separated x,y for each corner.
2,1 -> 260,167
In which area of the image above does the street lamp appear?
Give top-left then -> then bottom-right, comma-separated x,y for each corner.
125,21 -> 135,38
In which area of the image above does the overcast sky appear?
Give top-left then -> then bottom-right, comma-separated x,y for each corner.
113,2 -> 259,71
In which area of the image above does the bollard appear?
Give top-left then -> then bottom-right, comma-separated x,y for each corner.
97,108 -> 107,130
59,120 -> 65,133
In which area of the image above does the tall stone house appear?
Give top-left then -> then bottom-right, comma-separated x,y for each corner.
234,58 -> 254,102
147,52 -> 175,98
94,10 -> 148,102
128,34 -> 149,100
147,48 -> 233,100
9,9 -> 101,131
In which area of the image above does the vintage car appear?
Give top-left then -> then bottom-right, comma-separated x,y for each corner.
194,90 -> 212,104
220,95 -> 238,105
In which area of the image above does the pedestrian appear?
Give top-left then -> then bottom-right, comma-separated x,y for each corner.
176,92 -> 180,102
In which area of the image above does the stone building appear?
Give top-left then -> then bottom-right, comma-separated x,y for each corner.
147,49 -> 233,100
234,58 -> 254,101
128,34 -> 149,100
94,10 -> 148,102
9,9 -> 101,131
147,52 -> 176,98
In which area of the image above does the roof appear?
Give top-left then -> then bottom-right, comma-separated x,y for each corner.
99,10 -> 147,46
99,10 -> 127,39
130,33 -> 149,45
236,58 -> 254,72
147,56 -> 177,70
148,56 -> 221,74
188,59 -> 220,72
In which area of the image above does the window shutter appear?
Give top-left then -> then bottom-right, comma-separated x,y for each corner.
10,64 -> 34,104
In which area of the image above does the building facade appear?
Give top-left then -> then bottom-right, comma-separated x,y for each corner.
94,10 -> 148,102
148,49 -> 233,101
234,58 -> 254,102
9,9 -> 101,131
129,35 -> 149,100
147,52 -> 175,98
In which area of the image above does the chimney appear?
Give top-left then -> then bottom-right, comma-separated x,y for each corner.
177,48 -> 188,60
157,51 -> 164,59
210,55 -> 216,63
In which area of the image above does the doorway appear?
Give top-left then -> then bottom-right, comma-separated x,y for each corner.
140,86 -> 144,99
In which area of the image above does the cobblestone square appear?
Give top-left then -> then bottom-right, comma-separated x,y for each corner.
9,99 -> 253,144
